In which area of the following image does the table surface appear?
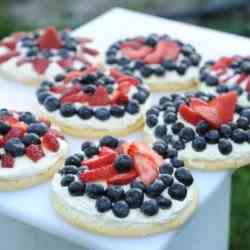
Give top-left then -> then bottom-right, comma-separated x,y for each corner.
0,7 -> 249,250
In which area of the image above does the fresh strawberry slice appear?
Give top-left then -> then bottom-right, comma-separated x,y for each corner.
0,40 -> 16,50
50,85 -> 67,94
12,122 -> 27,133
99,146 -> 117,156
209,91 -> 237,124
82,148 -> 117,169
82,47 -> 99,56
212,57 -> 234,70
60,91 -> 89,104
246,77 -> 250,92
107,170 -> 138,185
192,104 -> 222,128
120,40 -> 144,49
110,68 -> 127,80
190,98 -> 208,109
48,128 -> 65,139
110,90 -> 128,105
236,73 -> 248,85
38,26 -> 62,50
0,114 -> 18,125
42,131 -> 59,152
0,136 -> 4,148
38,117 -> 51,127
121,45 -> 153,60
1,153 -> 14,168
80,164 -> 117,182
4,127 -> 25,141
32,58 -> 50,74
179,104 -> 203,125
116,142 -> 130,154
88,86 -> 111,106
117,76 -> 140,86
64,71 -> 83,83
133,154 -> 158,186
26,144 -> 45,162
58,59 -> 73,69
60,85 -> 81,99
0,51 -> 19,64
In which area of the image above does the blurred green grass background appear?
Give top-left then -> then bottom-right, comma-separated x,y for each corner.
0,2 -> 250,249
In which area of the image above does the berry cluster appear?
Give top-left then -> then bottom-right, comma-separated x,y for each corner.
0,26 -> 98,74
58,135 -> 193,218
200,56 -> 250,104
0,109 -> 63,168
146,92 -> 250,157
106,34 -> 201,78
36,67 -> 150,121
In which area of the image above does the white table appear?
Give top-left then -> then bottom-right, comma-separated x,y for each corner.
0,7 -> 249,250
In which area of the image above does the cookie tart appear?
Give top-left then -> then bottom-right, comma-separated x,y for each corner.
0,26 -> 99,85
36,67 -> 150,138
144,91 -> 250,170
104,34 -> 201,92
200,56 -> 250,107
52,136 -> 197,236
0,109 -> 68,190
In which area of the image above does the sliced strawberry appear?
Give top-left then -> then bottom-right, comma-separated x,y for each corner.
99,146 -> 117,156
58,59 -> 73,69
110,68 -> 126,80
0,40 -> 16,50
117,76 -> 140,86
32,58 -> 50,74
42,131 -> 59,152
0,136 -> 4,148
116,142 -> 130,154
60,85 -> 81,98
212,57 -> 234,70
60,91 -> 89,104
82,47 -> 99,56
121,45 -> 153,60
246,77 -> 250,92
179,104 -> 203,125
4,127 -> 25,141
88,86 -> 111,106
0,114 -> 18,125
1,154 -> 14,168
48,128 -> 64,139
190,98 -> 208,109
236,73 -> 248,85
0,51 -> 19,64
26,144 -> 45,162
50,85 -> 67,94
120,40 -> 144,50
82,148 -> 117,169
38,117 -> 51,127
64,71 -> 84,84
107,170 -> 138,185
38,26 -> 62,50
80,164 -> 117,182
12,122 -> 27,133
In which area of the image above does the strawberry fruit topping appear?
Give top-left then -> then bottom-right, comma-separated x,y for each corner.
42,132 -> 59,152
26,144 -> 45,162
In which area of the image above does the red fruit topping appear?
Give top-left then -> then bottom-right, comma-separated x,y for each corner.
88,86 -> 111,106
32,58 -> 50,74
246,78 -> 250,92
51,85 -> 67,94
82,47 -> 99,56
80,164 -> 117,182
42,132 -> 59,152
38,26 -> 62,50
0,114 -> 18,125
99,146 -> 117,156
64,71 -> 84,84
48,128 -> 65,139
116,143 -> 130,154
82,147 -> 117,169
110,68 -> 127,80
1,154 -> 14,168
0,51 -> 19,64
179,104 -> 202,126
58,59 -> 73,69
38,117 -> 51,127
110,90 -> 128,105
107,169 -> 138,185
190,98 -> 208,109
0,136 -> 4,148
4,127 -> 25,141
121,45 -> 153,60
26,144 -> 45,162
236,73 -> 248,85
60,91 -> 88,104
12,122 -> 27,133
117,76 -> 140,86
212,57 -> 234,70
0,40 -> 16,50
120,40 -> 144,50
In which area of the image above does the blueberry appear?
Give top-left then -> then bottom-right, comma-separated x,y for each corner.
114,154 -> 133,173
171,139 -> 185,150
141,200 -> 159,216
181,44 -> 194,56
231,129 -> 246,143
100,135 -> 119,149
68,181 -> 85,196
190,53 -> 201,66
28,122 -> 48,136
160,174 -> 174,187
241,60 -> 250,73
220,124 -> 232,138
134,60 -> 144,69
118,57 -> 130,66
60,104 -> 76,117
152,141 -> 168,158
236,117 -> 249,130
0,122 -> 11,135
205,75 -> 219,86
110,105 -> 125,118
171,122 -> 184,134
22,133 -> 41,146
86,183 -> 105,199
65,154 -> 82,167
146,114 -> 158,128
205,130 -> 220,144
179,127 -> 195,142
154,66 -> 165,76
106,57 -> 117,64
19,112 -> 36,124
130,180 -> 146,191
61,175 -> 75,186
125,188 -> 144,209
162,59 -> 175,70
170,157 -> 184,168
154,124 -> 167,138
106,186 -> 125,202
218,139 -> 233,155
4,138 -> 25,157
84,145 -> 99,158
106,85 -> 114,94
241,109 -> 250,122
44,96 -> 60,112
159,163 -> 174,175
95,197 -> 112,213
78,106 -> 93,120
125,101 -> 140,114
192,136 -> 207,152
216,84 -> 229,94
82,84 -> 96,95
144,36 -> 157,47
175,168 -> 193,186
146,180 -> 165,198
163,112 -> 177,124
37,91 -> 51,104
229,84 -> 243,95
146,107 -> 160,117
61,166 -> 79,175
132,91 -> 148,104
81,141 -> 92,151
168,183 -> 187,201
112,201 -> 130,218
140,66 -> 153,78
176,64 -> 187,75
156,196 -> 172,209
94,108 -> 110,121
166,148 -> 178,158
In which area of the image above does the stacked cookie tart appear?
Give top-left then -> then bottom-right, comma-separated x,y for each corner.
0,26 -> 99,85
0,109 -> 68,190
144,91 -> 250,170
104,34 -> 201,92
52,135 -> 197,236
200,56 -> 250,107
36,66 -> 150,138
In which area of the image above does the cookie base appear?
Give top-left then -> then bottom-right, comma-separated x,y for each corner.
52,188 -> 197,237
0,156 -> 66,191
